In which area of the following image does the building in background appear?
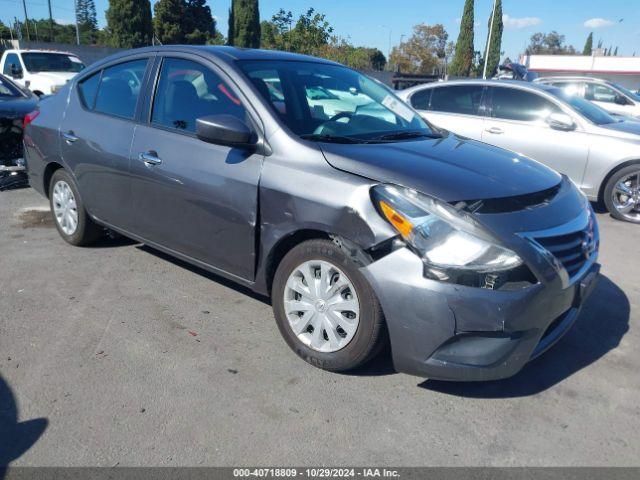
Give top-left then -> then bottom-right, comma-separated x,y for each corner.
520,52 -> 640,90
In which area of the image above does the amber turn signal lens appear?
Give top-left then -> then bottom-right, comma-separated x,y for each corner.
379,200 -> 413,238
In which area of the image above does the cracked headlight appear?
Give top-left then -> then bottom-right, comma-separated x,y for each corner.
371,184 -> 524,283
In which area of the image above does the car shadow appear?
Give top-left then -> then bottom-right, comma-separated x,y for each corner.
0,375 -> 48,476
136,245 -> 271,305
419,275 -> 629,398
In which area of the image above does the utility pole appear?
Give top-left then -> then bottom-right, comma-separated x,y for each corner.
74,0 -> 80,45
47,0 -> 54,41
21,0 -> 30,41
483,0 -> 497,79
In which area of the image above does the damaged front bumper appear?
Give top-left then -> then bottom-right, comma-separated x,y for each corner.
361,245 -> 599,382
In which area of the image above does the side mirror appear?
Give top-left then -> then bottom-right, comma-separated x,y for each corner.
10,64 -> 23,79
614,95 -> 630,106
195,114 -> 255,148
546,112 -> 576,131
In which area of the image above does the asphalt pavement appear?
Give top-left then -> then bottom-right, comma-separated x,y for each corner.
1,187 -> 638,466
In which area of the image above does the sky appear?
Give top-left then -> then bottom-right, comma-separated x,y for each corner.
2,0 -> 639,60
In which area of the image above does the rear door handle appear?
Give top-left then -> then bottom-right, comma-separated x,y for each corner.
485,127 -> 504,135
62,131 -> 79,143
139,151 -> 162,166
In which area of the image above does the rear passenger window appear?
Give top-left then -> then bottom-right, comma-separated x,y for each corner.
410,89 -> 431,110
94,59 -> 148,119
78,72 -> 101,109
151,58 -> 247,133
429,85 -> 484,115
490,87 -> 560,122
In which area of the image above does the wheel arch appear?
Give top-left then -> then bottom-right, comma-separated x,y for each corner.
598,158 -> 640,204
42,161 -> 65,198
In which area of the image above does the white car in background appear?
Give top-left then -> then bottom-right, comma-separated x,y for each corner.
535,77 -> 640,119
398,79 -> 640,223
0,49 -> 85,96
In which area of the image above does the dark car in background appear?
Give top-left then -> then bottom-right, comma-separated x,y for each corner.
24,46 -> 599,381
0,73 -> 38,190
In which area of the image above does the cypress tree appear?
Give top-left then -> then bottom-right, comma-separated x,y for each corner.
483,0 -> 502,77
583,32 -> 593,55
106,0 -> 153,48
232,0 -> 260,48
228,2 -> 234,45
153,0 -> 184,44
449,0 -> 474,77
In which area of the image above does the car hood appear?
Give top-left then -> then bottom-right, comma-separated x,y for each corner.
318,132 -> 562,202
0,96 -> 38,118
29,71 -> 77,84
598,119 -> 640,137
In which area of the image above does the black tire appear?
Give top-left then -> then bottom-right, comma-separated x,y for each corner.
272,239 -> 387,372
603,164 -> 640,223
49,169 -> 102,245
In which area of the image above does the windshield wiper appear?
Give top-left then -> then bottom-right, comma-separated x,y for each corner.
373,131 -> 442,141
300,134 -> 370,144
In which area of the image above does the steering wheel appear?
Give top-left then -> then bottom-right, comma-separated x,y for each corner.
328,111 -> 355,122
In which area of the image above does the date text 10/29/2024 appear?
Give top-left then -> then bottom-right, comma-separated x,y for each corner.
233,468 -> 400,478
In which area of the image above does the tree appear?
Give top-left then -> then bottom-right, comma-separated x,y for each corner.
583,32 -> 593,55
76,0 -> 98,44
153,0 -> 184,44
449,0 -> 474,77
389,23 -> 451,74
227,4 -> 234,45
261,8 -> 331,55
482,0 -> 503,77
106,0 -> 153,48
183,0 -> 216,44
613,46 -> 619,56
525,31 -> 576,55
322,39 -> 386,70
231,0 -> 260,48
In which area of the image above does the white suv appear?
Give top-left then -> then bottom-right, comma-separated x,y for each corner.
535,77 -> 640,120
0,49 -> 85,96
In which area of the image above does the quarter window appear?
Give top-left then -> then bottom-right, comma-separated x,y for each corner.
429,85 -> 484,116
94,59 -> 148,119
490,87 -> 560,122
78,72 -> 101,109
151,58 -> 247,133
410,89 -> 432,110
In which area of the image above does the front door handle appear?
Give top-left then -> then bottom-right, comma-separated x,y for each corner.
485,127 -> 504,135
62,131 -> 79,143
139,151 -> 162,166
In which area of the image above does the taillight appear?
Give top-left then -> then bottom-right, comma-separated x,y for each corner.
23,110 -> 40,130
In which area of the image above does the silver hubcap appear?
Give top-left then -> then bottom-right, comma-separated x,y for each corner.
612,171 -> 640,221
283,260 -> 360,353
52,180 -> 78,235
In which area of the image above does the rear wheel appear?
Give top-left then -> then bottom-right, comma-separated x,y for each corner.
49,169 -> 102,245
272,239 -> 386,372
604,165 -> 640,223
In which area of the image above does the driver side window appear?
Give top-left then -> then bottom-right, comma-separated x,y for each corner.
151,57 -> 247,134
585,83 -> 618,103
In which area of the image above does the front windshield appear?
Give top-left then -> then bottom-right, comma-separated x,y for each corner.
22,53 -> 85,73
0,76 -> 22,97
238,60 -> 435,142
551,89 -> 618,125
612,83 -> 640,102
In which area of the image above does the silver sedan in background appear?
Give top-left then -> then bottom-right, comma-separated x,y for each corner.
398,80 -> 640,223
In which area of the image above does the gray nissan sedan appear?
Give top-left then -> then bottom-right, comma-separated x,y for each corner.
24,46 -> 600,381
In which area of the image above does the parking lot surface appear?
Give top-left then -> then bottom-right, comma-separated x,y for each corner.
1,187 -> 638,466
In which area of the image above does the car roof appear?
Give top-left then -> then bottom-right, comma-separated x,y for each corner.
401,79 -> 558,95
535,76 -> 609,84
87,45 -> 339,71
4,49 -> 79,56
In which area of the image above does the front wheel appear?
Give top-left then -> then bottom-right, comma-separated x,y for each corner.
271,239 -> 387,372
49,169 -> 102,245
603,165 -> 640,223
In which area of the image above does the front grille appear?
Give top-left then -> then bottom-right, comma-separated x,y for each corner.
458,182 -> 562,214
534,218 -> 597,279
